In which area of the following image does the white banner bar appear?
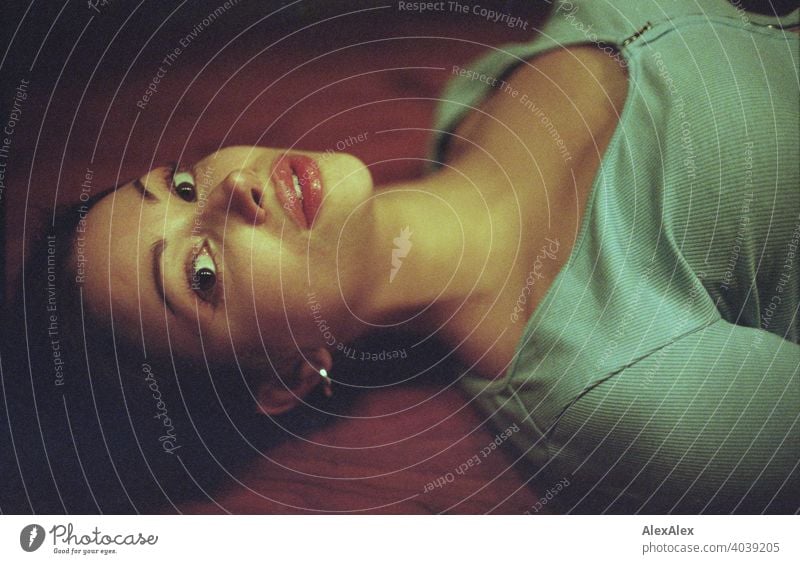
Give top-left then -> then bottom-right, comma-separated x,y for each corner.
2,515 -> 798,563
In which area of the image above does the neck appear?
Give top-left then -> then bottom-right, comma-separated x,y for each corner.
353,161 -> 540,331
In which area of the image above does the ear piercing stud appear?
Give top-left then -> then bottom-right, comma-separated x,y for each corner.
319,368 -> 333,398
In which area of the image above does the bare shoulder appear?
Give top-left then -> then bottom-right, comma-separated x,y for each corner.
446,44 -> 629,164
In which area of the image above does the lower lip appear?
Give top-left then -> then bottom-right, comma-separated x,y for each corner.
270,155 -> 323,229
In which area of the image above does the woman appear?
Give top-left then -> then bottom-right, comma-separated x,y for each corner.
3,0 -> 798,513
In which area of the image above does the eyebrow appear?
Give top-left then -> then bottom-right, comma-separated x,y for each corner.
151,239 -> 177,316
133,178 -> 159,202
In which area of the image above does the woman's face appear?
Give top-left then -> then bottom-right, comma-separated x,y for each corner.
80,146 -> 374,372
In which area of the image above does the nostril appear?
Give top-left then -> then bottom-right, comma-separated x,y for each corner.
251,187 -> 264,208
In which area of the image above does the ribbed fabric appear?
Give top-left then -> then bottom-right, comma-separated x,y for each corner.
431,1 -> 799,513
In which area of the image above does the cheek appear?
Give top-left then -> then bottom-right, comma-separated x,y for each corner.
228,239 -> 312,339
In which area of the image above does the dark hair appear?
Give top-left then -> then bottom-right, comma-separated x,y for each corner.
0,189 -> 337,513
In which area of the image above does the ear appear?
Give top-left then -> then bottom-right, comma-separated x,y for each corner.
255,348 -> 333,416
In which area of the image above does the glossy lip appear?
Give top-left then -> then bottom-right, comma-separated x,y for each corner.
270,154 -> 324,229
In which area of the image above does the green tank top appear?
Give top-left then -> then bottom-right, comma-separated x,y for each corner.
429,0 -> 800,470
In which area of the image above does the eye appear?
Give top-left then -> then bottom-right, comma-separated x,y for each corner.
172,170 -> 197,202
188,245 -> 217,302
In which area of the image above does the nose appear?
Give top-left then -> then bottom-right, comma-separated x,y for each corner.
209,169 -> 267,226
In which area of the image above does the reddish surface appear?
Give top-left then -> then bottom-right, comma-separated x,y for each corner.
177,384 -> 542,514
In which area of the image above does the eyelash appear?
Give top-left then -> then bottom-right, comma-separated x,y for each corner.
161,162 -> 222,306
161,161 -> 180,188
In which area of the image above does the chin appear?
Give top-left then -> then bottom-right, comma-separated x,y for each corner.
316,152 -> 374,228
